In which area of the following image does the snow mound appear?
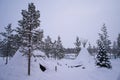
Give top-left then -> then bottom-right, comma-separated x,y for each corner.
75,48 -> 94,66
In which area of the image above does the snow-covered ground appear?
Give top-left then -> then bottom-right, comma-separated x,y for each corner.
0,48 -> 120,80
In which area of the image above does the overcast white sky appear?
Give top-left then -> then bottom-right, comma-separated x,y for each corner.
0,0 -> 120,48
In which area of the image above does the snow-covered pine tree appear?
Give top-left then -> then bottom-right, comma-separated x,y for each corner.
52,40 -> 57,59
96,24 -> 112,68
0,24 -> 17,64
17,3 -> 41,75
99,24 -> 111,53
96,40 -> 111,68
54,36 -> 64,59
74,37 -> 81,53
43,36 -> 53,58
117,34 -> 120,57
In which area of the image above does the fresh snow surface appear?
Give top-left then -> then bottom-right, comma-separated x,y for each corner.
75,48 -> 94,66
0,48 -> 120,80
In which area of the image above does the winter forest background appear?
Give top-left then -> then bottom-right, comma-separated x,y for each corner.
0,0 -> 120,80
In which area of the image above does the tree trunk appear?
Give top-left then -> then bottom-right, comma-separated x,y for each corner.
5,56 -> 8,65
28,26 -> 31,76
28,49 -> 31,75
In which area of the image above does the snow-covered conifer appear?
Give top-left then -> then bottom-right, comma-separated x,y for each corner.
96,24 -> 112,68
17,3 -> 41,75
0,24 -> 17,64
99,24 -> 111,53
74,37 -> 81,53
43,36 -> 53,57
53,36 -> 64,59
96,40 -> 111,68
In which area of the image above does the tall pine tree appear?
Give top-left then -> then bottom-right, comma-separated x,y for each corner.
54,36 -> 64,59
56,36 -> 64,59
74,37 -> 81,53
43,36 -> 53,58
99,24 -> 111,53
0,24 -> 17,64
17,3 -> 41,75
96,24 -> 111,68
